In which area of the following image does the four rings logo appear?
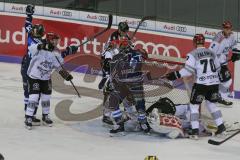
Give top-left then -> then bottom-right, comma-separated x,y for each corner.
176,26 -> 187,32
134,40 -> 181,69
98,15 -> 108,22
62,11 -> 72,17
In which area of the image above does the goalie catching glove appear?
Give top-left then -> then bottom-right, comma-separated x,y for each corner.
59,69 -> 73,81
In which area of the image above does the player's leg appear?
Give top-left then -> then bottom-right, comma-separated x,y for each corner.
189,83 -> 205,139
218,65 -> 233,105
40,79 -> 53,127
130,83 -> 151,133
21,55 -> 40,125
107,81 -> 131,134
25,77 -> 40,130
206,84 -> 226,135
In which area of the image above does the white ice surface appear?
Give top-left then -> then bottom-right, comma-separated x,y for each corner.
0,62 -> 239,160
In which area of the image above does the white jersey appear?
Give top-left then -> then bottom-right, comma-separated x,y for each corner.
182,47 -> 220,85
209,31 -> 237,64
27,44 -> 63,80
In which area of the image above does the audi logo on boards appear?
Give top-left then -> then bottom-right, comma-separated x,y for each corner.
134,40 -> 181,69
98,16 -> 108,22
176,26 -> 187,32
62,11 -> 72,17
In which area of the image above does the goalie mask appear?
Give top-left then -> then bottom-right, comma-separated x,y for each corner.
147,108 -> 184,139
146,97 -> 176,115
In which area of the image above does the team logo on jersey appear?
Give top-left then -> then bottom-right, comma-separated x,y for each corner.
33,83 -> 40,91
144,156 -> 158,160
211,93 -> 219,101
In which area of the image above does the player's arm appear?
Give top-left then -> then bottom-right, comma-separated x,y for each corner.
25,4 -> 35,34
166,54 -> 195,81
231,48 -> 240,62
53,54 -> 73,81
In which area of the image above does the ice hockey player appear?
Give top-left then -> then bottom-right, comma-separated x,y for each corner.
105,47 -> 150,136
24,32 -> 73,130
21,4 -> 78,126
165,34 -> 226,139
21,4 -> 45,125
98,21 -> 130,90
98,21 -> 133,124
209,21 -> 237,106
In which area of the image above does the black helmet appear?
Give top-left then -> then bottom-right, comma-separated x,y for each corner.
31,24 -> 45,38
118,22 -> 129,32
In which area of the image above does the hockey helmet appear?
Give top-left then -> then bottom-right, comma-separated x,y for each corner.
118,22 -> 129,32
46,32 -> 60,42
193,34 -> 205,45
222,20 -> 232,29
31,24 -> 45,38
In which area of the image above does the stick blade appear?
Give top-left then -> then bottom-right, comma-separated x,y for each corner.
208,139 -> 221,145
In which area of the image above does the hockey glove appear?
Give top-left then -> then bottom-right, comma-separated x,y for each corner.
165,71 -> 181,81
59,69 -> 73,81
98,77 -> 108,89
66,45 -> 79,55
37,42 -> 55,52
231,48 -> 240,62
26,4 -> 35,16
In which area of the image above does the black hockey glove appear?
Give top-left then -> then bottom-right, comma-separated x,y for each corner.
37,42 -> 55,52
231,48 -> 240,62
26,4 -> 35,16
98,77 -> 108,89
165,71 -> 181,81
59,69 -> 73,81
66,45 -> 79,55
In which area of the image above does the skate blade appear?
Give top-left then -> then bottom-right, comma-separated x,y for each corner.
42,122 -> 53,127
109,132 -> 126,137
32,122 -> 41,126
189,135 -> 199,140
102,122 -> 113,129
25,125 -> 32,130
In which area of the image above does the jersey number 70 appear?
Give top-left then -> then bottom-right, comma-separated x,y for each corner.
200,58 -> 216,73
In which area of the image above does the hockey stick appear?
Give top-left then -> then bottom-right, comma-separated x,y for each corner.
55,56 -> 81,98
208,129 -> 240,145
130,16 -> 156,40
77,14 -> 113,47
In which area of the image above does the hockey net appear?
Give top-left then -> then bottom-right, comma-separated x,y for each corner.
144,55 -> 212,120
142,56 -> 192,108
